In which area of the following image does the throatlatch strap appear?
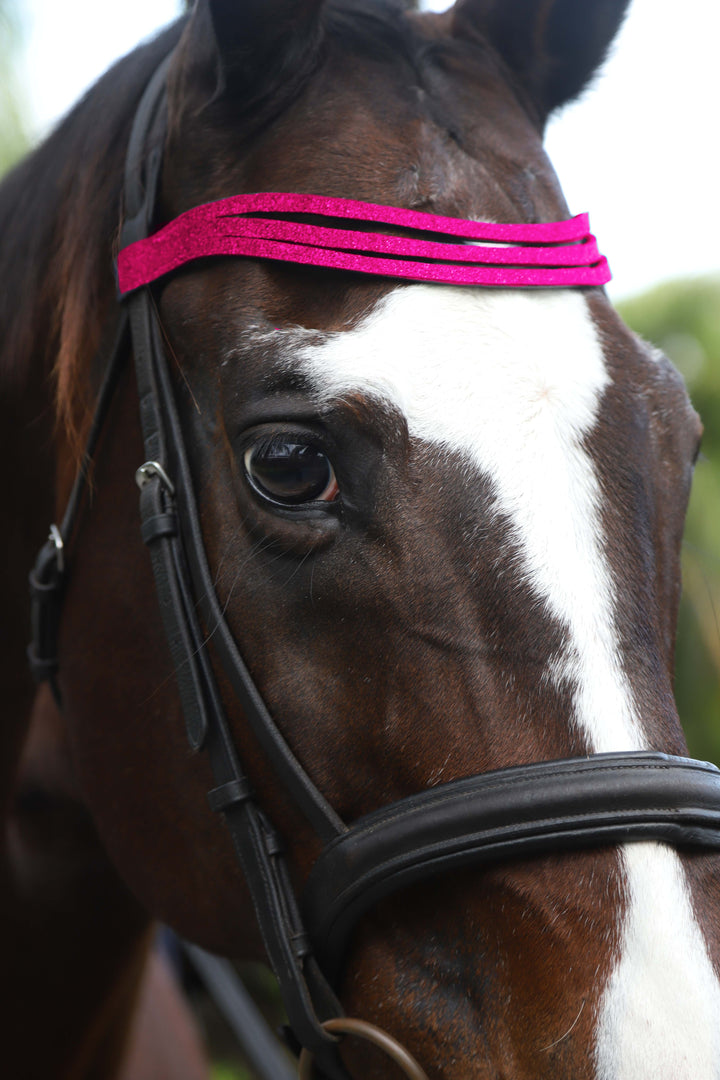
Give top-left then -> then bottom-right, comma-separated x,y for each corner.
27,312 -> 130,705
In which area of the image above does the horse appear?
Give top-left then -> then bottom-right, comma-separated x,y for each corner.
2,0 -> 720,1077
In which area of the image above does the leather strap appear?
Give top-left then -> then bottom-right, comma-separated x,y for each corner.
120,49 -> 344,845
118,51 -> 349,1078
27,312 -> 130,706
303,751 -> 720,984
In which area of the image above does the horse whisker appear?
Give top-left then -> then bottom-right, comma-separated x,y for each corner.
538,1000 -> 585,1053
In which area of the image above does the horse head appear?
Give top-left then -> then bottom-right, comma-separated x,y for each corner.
42,1 -> 719,1076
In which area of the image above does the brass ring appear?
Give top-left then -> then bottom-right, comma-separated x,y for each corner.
298,1017 -> 429,1079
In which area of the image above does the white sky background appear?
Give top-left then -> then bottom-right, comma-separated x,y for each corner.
16,0 -> 720,300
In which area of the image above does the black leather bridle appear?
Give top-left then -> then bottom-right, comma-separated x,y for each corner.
27,51 -> 720,1080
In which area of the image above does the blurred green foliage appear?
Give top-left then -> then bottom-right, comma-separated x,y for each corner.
619,277 -> 720,764
211,1065 -> 253,1080
0,0 -> 28,175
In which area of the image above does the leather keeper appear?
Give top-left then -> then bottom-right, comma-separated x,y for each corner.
27,540 -> 65,686
141,511 -> 178,545
208,778 -> 253,813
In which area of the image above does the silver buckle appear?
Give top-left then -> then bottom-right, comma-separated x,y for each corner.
48,524 -> 65,574
135,460 -> 175,496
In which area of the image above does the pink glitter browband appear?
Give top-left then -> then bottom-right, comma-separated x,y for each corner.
117,192 -> 611,294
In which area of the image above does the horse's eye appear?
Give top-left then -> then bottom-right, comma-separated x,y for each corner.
243,437 -> 339,506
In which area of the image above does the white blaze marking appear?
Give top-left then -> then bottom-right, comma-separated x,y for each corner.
293,285 -> 641,750
596,843 -> 720,1080
268,283 -> 720,1075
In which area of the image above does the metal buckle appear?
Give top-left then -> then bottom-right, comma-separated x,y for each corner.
135,460 -> 175,496
48,524 -> 65,574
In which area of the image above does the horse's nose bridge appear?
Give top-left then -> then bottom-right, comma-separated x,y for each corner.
380,503 -> 498,646
388,523 -> 682,759
377,392 -> 686,759
373,511 -> 560,730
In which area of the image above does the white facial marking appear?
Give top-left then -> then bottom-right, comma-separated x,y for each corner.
268,283 -> 720,1075
291,284 -> 642,751
596,843 -> 720,1080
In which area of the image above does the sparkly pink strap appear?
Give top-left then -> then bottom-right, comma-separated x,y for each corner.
117,192 -> 610,293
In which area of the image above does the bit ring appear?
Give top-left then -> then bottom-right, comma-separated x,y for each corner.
298,1017 -> 428,1079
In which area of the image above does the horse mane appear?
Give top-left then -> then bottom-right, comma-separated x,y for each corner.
0,20 -> 185,459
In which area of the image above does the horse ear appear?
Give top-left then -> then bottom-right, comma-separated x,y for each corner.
178,0 -> 327,108
452,0 -> 630,123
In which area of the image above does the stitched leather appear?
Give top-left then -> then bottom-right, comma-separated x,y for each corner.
138,477 -> 209,751
303,752 -> 720,984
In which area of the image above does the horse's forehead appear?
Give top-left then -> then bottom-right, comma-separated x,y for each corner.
293,286 -> 608,428
260,285 -> 685,461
